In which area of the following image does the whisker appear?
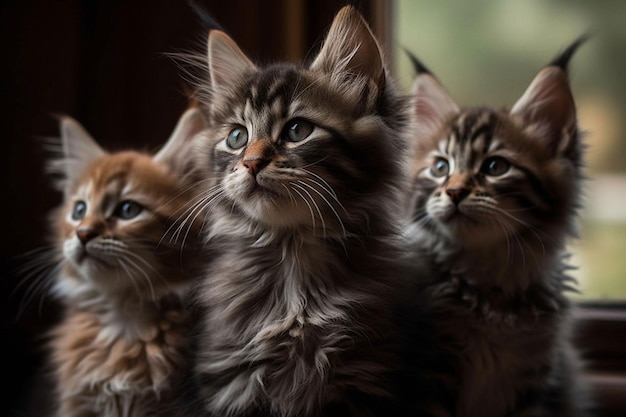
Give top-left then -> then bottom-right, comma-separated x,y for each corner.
472,204 -> 543,268
153,178 -> 214,213
112,248 -> 163,278
300,168 -> 336,198
298,156 -> 330,171
117,258 -> 144,303
281,184 -> 296,205
174,189 -> 225,246
297,180 -> 347,238
17,262 -> 61,319
290,183 -> 317,233
489,205 -> 548,255
409,211 -> 433,231
120,254 -> 157,302
179,190 -> 225,256
160,187 -> 222,246
292,182 -> 326,237
12,248 -> 62,314
300,174 -> 349,217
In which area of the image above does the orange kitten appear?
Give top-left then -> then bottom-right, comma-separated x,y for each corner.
48,108 -> 206,417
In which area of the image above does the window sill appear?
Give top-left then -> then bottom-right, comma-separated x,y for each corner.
576,302 -> 626,417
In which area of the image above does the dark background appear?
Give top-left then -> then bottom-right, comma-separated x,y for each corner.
0,1 -> 382,414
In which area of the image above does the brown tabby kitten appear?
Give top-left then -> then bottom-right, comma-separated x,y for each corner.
186,6 -> 411,417
404,39 -> 590,417
48,107 -> 206,417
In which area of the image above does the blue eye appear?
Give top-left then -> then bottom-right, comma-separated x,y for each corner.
430,158 -> 449,177
71,201 -> 87,220
115,201 -> 143,220
481,157 -> 510,176
226,126 -> 248,149
284,119 -> 314,142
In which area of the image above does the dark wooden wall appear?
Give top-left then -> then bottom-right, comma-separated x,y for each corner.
0,0 -> 383,413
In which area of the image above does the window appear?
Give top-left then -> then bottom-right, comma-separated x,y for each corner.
393,0 -> 626,301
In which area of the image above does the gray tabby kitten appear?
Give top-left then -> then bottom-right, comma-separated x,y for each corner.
404,39 -> 591,417
187,6 -> 411,417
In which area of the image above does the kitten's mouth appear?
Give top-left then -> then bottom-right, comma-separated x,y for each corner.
75,246 -> 115,268
247,177 -> 283,199
248,183 -> 277,198
442,206 -> 475,224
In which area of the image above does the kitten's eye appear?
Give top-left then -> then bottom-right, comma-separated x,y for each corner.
115,201 -> 143,220
284,119 -> 314,143
226,126 -> 248,150
430,158 -> 450,177
71,201 -> 87,221
481,157 -> 510,176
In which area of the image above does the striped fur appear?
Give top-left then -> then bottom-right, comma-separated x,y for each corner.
404,40 -> 591,417
47,108 -> 206,417
185,6 -> 412,417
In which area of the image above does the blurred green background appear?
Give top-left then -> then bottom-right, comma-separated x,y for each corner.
393,0 -> 626,300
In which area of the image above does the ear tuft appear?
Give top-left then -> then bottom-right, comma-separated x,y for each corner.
405,48 -> 433,76
548,34 -> 590,74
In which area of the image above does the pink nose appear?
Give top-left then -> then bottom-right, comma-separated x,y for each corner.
243,158 -> 270,177
446,188 -> 470,205
76,228 -> 97,245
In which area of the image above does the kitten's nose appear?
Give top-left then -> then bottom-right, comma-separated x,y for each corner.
446,188 -> 470,205
243,157 -> 270,177
76,228 -> 98,245
242,140 -> 273,177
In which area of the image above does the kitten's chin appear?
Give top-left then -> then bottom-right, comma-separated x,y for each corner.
233,196 -> 312,229
225,171 -> 348,233
435,214 -> 511,250
225,176 -> 307,228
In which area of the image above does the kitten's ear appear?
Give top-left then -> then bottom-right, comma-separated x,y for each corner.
207,30 -> 255,95
511,36 -> 587,154
511,66 -> 577,154
154,107 -> 207,171
54,117 -> 105,189
410,57 -> 459,138
310,5 -> 384,88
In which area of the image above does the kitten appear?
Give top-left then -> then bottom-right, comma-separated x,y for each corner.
47,107 -> 206,417
186,6 -> 411,417
404,39 -> 590,417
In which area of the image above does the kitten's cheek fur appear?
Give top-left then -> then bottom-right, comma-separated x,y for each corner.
63,238 -> 84,266
224,169 -> 254,200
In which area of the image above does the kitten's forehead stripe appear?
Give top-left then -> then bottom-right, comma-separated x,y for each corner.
445,109 -> 501,171
248,66 -> 298,113
452,109 -> 498,147
241,66 -> 305,142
